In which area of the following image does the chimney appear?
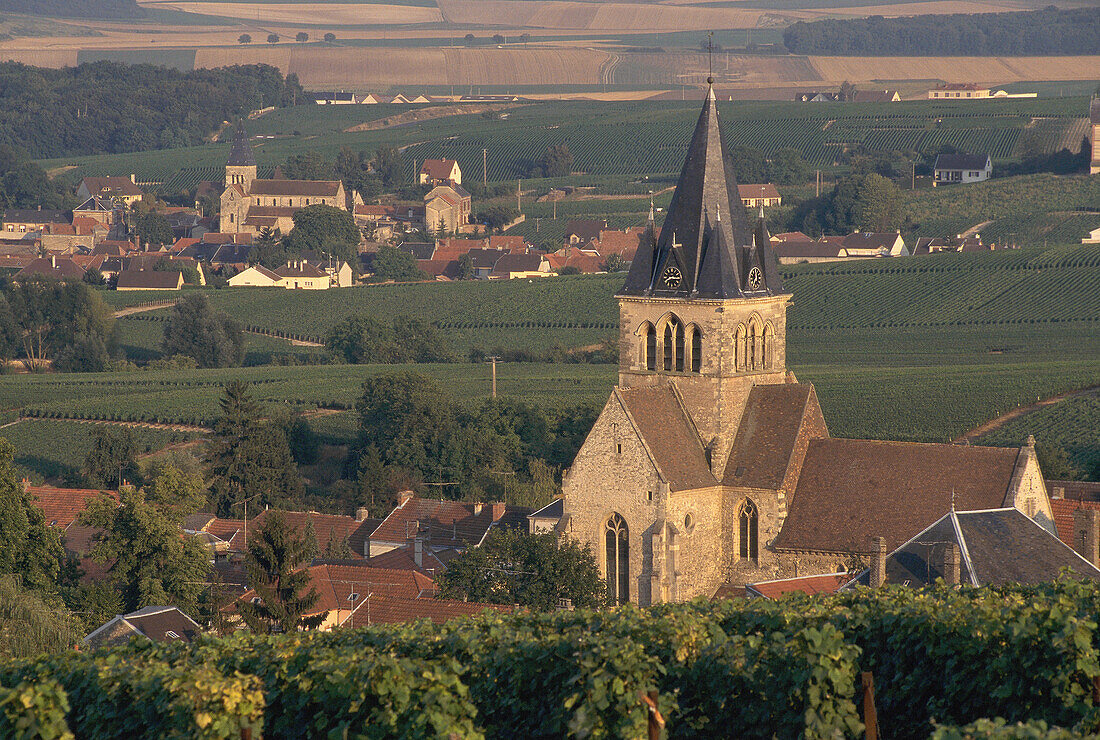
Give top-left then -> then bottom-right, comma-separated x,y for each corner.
870,536 -> 887,587
473,503 -> 484,516
413,538 -> 423,568
491,502 -> 506,521
942,543 -> 961,585
1074,508 -> 1100,568
130,173 -> 136,183
355,506 -> 369,522
50,255 -> 56,269
397,490 -> 414,507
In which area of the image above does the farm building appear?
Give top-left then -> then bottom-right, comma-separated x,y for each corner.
424,184 -> 471,234
852,90 -> 900,103
737,183 -> 781,209
933,153 -> 992,185
76,175 -> 144,206
309,91 -> 356,105
928,83 -> 991,99
115,269 -> 184,291
419,159 -> 462,186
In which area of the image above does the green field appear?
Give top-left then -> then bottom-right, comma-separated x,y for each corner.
978,389 -> 1100,478
41,96 -> 1090,193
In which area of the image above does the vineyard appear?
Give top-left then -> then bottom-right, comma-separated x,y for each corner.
39,96 -> 1090,190
978,389 -> 1100,478
8,582 -> 1100,737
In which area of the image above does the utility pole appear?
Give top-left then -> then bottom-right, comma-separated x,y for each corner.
535,217 -> 540,233
486,355 -> 500,398
911,160 -> 915,190
482,148 -> 488,186
553,198 -> 557,220
517,180 -> 522,212
816,169 -> 820,198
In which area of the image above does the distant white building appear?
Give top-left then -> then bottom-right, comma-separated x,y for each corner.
1082,227 -> 1100,244
933,153 -> 992,186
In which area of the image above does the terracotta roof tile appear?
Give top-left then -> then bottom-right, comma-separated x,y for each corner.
349,595 -> 510,627
737,183 -> 781,200
29,484 -> 115,528
370,496 -> 526,549
249,179 -> 342,197
774,439 -> 1021,554
744,573 -> 849,599
1050,498 -> 1100,546
618,386 -> 715,492
419,159 -> 458,180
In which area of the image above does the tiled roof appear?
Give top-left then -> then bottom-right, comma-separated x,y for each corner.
349,595 -> 510,627
593,229 -> 645,261
1050,498 -> 1100,547
1048,479 -> 1100,503
774,439 -> 1022,554
370,496 -> 527,549
545,250 -> 604,273
1,209 -> 69,224
744,573 -> 849,599
226,122 -> 257,167
843,232 -> 900,250
84,606 -> 201,648
772,242 -> 843,259
488,235 -> 527,252
724,384 -> 826,489
249,179 -> 342,197
74,195 -> 116,213
737,183 -> 781,200
618,386 -> 716,492
14,257 -> 86,280
852,90 -> 898,103
771,231 -> 813,242
274,261 -> 327,279
30,484 -> 115,529
564,219 -> 607,242
366,546 -> 446,575
490,253 -> 543,276
419,159 -> 458,180
417,259 -> 461,279
246,206 -> 300,218
81,176 -> 143,197
529,497 -> 564,520
247,510 -> 376,557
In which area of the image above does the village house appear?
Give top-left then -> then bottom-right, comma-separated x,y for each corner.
565,219 -> 608,245
84,606 -> 202,649
76,175 -> 145,206
934,153 -> 992,185
852,90 -> 901,103
1082,226 -> 1100,244
795,92 -> 840,102
488,252 -> 552,279
737,184 -> 782,209
913,234 -> 989,254
771,231 -> 907,264
1,208 -> 69,235
274,259 -> 330,289
115,269 -> 184,291
547,84 -> 1054,606
13,255 -> 86,282
424,184 -> 472,234
928,83 -> 991,99
219,123 -> 349,235
418,159 -> 462,187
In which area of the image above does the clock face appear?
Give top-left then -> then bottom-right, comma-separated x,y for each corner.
662,266 -> 682,289
747,267 -> 763,290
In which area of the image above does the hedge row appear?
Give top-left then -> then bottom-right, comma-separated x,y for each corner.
7,583 -> 1100,737
433,321 -> 617,330
122,314 -> 325,345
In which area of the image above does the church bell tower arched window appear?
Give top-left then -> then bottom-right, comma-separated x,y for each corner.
738,500 -> 759,561
644,323 -> 657,371
605,513 -> 629,604
690,325 -> 702,373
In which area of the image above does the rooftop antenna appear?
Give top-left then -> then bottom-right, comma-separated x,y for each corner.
707,31 -> 714,86
950,487 -> 957,512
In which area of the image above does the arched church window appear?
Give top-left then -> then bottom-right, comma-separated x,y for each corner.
738,499 -> 759,561
663,322 -> 674,371
673,320 -> 684,372
747,322 -> 758,370
762,323 -> 774,370
646,325 -> 657,371
735,324 -> 746,371
690,325 -> 702,373
605,513 -> 629,604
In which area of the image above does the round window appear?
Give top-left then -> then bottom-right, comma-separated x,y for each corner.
684,513 -> 694,531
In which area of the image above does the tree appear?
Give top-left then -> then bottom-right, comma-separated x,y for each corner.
0,438 -> 65,598
852,172 -> 904,232
838,80 -> 856,101
369,245 -> 427,282
357,372 -> 460,475
80,487 -> 210,615
267,33 -> 280,44
53,331 -> 109,373
325,315 -> 449,364
280,204 -> 360,266
438,529 -> 607,610
238,33 -> 251,44
767,147 -> 811,185
295,32 -> 309,43
145,462 -> 207,517
208,382 -> 304,517
161,293 -> 244,368
492,33 -> 505,44
83,427 -> 139,489
727,146 -> 768,184
0,575 -> 83,660
463,33 -> 476,46
250,226 -> 289,269
603,253 -> 627,272
236,511 -> 325,633
373,146 -> 404,187
134,211 -> 174,247
281,151 -> 334,181
457,253 -> 474,280
4,277 -> 114,367
475,204 -> 518,232
542,144 -> 573,178
323,32 -> 336,42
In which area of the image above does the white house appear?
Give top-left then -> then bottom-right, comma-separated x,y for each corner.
933,153 -> 992,186
1082,227 -> 1100,244
227,264 -> 281,287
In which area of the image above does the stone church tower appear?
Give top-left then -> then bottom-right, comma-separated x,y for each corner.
220,122 -> 256,233
558,83 -> 1053,606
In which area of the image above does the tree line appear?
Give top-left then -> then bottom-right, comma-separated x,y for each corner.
0,0 -> 142,18
0,61 -> 302,158
783,7 -> 1100,56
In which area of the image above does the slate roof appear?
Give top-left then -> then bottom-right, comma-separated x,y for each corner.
490,252 -> 543,276
1,209 -> 69,224
842,232 -> 901,251
529,498 -> 564,521
397,241 -> 436,260
934,153 -> 990,171
226,122 -> 256,167
115,270 -> 182,289
773,439 -> 1022,554
565,219 -> 607,242
274,261 -> 327,279
617,386 -> 715,492
620,85 -> 785,300
249,179 -> 342,197
772,242 -> 843,259
846,509 -> 1100,588
81,176 -> 143,198
852,90 -> 898,103
723,384 -> 826,489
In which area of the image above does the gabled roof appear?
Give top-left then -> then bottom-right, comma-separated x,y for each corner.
74,195 -> 116,213
772,242 -> 843,259
348,594 -> 511,628
397,241 -> 435,260
370,496 -> 529,549
419,159 -> 459,180
489,252 -> 543,276
14,257 -> 86,280
30,484 -> 115,528
488,235 -> 527,252
529,497 -> 564,521
773,438 -> 1022,554
743,572 -> 849,599
84,606 -> 201,648
846,509 -> 1100,588
737,183 -> 781,200
842,232 -> 901,250
724,383 -> 826,489
620,85 -> 785,300
249,179 -> 342,197
564,219 -> 607,242
274,261 -> 327,278
617,385 -> 715,492
0,209 -> 69,224
1050,498 -> 1100,547
226,121 -> 256,167
852,90 -> 899,103
934,153 -> 990,171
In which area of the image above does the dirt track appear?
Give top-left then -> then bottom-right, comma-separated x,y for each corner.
954,384 -> 1100,443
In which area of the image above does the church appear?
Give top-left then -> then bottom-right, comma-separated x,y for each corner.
218,123 -> 350,235
556,83 -> 1053,605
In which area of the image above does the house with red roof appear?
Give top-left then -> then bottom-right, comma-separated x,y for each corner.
418,159 -> 462,187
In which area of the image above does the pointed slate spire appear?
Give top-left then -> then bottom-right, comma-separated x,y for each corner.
620,81 -> 786,299
226,121 -> 256,167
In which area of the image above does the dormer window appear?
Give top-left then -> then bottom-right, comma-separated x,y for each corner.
166,631 -> 180,639
348,592 -> 359,601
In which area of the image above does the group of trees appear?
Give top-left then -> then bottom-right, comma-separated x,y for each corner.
280,146 -> 405,203
0,145 -> 69,210
728,146 -> 812,186
790,171 -> 905,236
0,277 -> 116,371
162,294 -> 245,368
355,372 -> 596,512
526,144 -> 574,179
325,315 -> 450,364
783,7 -> 1100,56
0,62 -> 302,158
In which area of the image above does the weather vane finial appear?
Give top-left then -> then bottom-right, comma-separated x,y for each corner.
707,31 -> 714,85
